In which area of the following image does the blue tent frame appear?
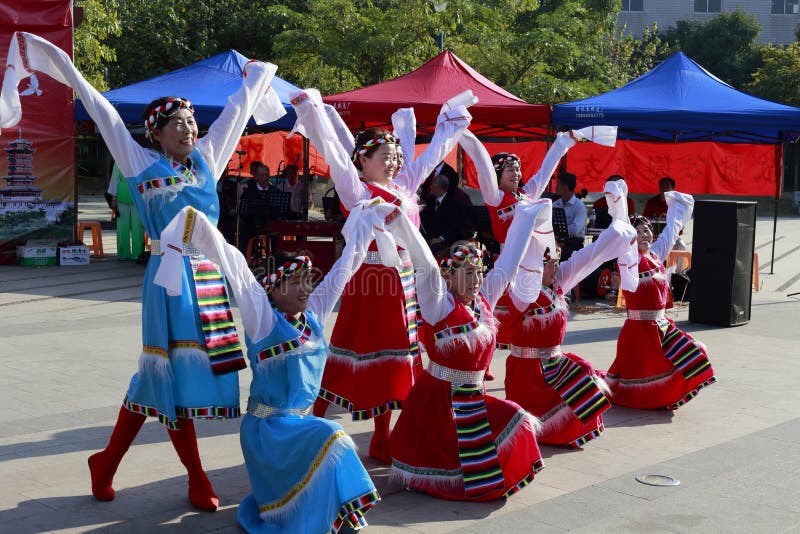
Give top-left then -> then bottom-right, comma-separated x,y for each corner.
553,52 -> 800,144
553,52 -> 800,276
75,50 -> 298,130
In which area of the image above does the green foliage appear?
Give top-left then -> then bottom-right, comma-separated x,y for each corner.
661,8 -> 763,88
746,42 -> 800,106
73,0 -> 122,90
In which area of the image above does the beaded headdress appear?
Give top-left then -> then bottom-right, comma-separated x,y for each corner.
439,243 -> 484,273
144,98 -> 194,141
352,133 -> 399,163
262,255 -> 313,292
491,153 -> 521,173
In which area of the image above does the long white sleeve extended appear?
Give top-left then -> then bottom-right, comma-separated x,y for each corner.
387,208 -> 452,325
556,220 -> 637,295
460,130 -> 503,206
197,61 -> 284,180
521,132 -> 577,200
323,103 -> 355,156
482,199 -> 550,309
291,90 -> 370,211
651,191 -> 694,262
155,207 -> 276,341
393,105 -> 471,194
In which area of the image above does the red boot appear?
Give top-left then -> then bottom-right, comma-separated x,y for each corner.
369,411 -> 392,465
88,405 -> 146,501
168,417 -> 219,512
312,397 -> 329,418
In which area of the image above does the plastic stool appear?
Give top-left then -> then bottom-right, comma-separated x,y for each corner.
77,221 -> 104,257
666,250 -> 692,272
752,252 -> 760,291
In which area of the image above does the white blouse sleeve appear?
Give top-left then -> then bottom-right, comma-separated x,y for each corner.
481,200 -> 545,309
197,61 -> 283,181
290,90 -> 370,210
556,220 -> 636,294
459,130 -> 503,206
387,208 -> 452,324
521,132 -> 577,199
307,206 -> 377,325
155,207 -> 276,341
651,191 -> 694,262
324,103 -> 355,155
394,105 -> 471,194
0,32 -> 154,178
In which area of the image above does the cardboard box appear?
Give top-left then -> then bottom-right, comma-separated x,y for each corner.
58,245 -> 90,266
16,240 -> 57,267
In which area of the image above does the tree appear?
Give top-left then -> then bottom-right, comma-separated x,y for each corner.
746,42 -> 800,106
661,8 -> 763,89
73,0 -> 122,90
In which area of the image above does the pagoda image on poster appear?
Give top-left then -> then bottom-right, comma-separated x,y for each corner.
0,128 -> 71,244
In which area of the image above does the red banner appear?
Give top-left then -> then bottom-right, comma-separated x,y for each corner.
0,1 -> 75,264
564,140 -> 778,196
227,131 -> 331,179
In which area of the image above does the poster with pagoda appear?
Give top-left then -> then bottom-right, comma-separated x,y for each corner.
0,0 -> 76,264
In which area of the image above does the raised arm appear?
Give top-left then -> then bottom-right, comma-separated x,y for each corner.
290,90 -> 369,210
155,206 -> 275,341
523,126 -> 617,199
651,191 -> 694,262
556,220 -> 636,294
197,61 -> 285,180
1,32 -> 151,177
459,130 -> 503,206
393,104 -> 471,193
324,103 -> 355,155
308,202 -> 386,324
391,107 -> 417,169
482,199 -> 550,309
387,208 -> 452,325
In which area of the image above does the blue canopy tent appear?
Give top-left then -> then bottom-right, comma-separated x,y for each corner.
553,52 -> 800,274
75,50 -> 298,129
552,52 -> 800,143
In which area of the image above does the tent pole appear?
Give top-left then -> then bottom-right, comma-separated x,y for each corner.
303,137 -> 310,221
770,142 -> 783,275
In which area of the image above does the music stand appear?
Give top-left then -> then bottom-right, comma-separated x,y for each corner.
552,206 -> 570,242
268,190 -> 292,220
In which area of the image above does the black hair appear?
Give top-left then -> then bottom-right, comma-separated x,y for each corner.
142,96 -> 190,149
557,172 -> 577,192
352,127 -> 394,170
606,174 -> 625,182
659,176 -> 676,189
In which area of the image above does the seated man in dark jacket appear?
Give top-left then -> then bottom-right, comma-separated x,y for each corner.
420,163 -> 475,254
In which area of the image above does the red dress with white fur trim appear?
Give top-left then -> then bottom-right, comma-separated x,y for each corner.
606,253 -> 716,409
390,295 -> 543,501
505,286 -> 611,447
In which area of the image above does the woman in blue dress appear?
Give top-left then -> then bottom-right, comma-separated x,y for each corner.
0,32 -> 285,511
155,202 -> 387,532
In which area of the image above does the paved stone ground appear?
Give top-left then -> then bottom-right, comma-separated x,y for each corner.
1,200 -> 799,533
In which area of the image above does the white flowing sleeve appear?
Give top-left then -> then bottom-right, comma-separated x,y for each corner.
0,32 -> 153,178
308,202 -> 384,324
197,61 -> 284,181
324,103 -> 355,155
651,191 -> 694,262
155,207 -> 276,341
387,207 -> 452,324
521,132 -> 576,199
459,130 -> 503,206
394,105 -> 471,194
290,90 -> 369,210
481,199 -> 549,309
391,107 -> 417,169
556,219 -> 637,294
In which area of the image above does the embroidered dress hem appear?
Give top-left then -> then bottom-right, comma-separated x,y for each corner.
318,388 -> 403,421
123,394 -> 240,430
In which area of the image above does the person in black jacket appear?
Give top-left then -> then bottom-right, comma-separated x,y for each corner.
420,162 -> 475,254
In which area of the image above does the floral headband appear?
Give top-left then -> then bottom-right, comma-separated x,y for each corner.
144,98 -> 195,141
439,244 -> 483,273
262,255 -> 312,292
491,153 -> 520,172
631,215 -> 653,231
352,133 -> 399,162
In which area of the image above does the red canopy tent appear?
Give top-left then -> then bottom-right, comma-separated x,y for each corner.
323,50 -> 551,138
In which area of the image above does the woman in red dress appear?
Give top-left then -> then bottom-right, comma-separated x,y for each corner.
606,191 -> 716,409
504,182 -> 636,447
388,198 -> 551,501
290,90 -> 471,463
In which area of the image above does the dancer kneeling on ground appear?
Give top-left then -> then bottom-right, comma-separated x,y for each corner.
0,32 -> 284,512
503,180 -> 637,447
154,201 -> 392,532
606,191 -> 716,409
388,199 -> 551,501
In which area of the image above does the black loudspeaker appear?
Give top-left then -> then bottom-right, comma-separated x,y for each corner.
689,200 -> 756,327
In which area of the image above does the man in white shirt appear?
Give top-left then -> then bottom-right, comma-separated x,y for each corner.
552,171 -> 587,261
